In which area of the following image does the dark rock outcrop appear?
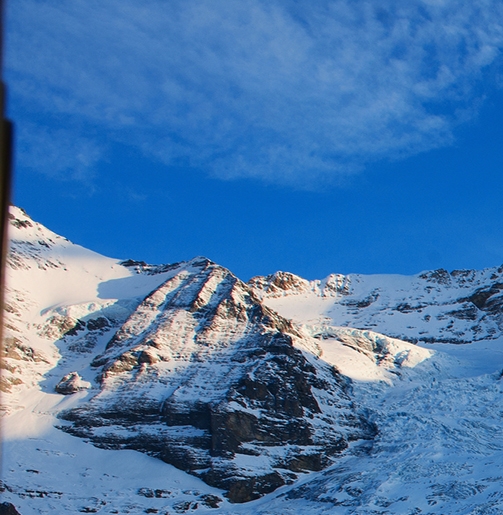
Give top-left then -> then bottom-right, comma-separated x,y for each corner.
59,259 -> 376,502
0,503 -> 22,515
55,372 -> 91,395
251,265 -> 503,345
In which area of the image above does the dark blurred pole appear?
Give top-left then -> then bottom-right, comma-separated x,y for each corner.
0,0 -> 13,473
0,0 -> 12,304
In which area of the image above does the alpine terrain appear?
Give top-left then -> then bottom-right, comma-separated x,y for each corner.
2,206 -> 503,515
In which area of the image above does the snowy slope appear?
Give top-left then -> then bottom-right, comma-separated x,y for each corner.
250,268 -> 503,344
242,338 -> 503,515
2,207 -> 178,412
3,208 -> 503,514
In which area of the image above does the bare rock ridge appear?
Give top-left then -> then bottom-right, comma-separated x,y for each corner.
249,270 -> 351,298
250,267 -> 503,345
59,258 -> 376,502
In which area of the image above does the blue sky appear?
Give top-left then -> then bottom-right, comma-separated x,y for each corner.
5,0 -> 503,280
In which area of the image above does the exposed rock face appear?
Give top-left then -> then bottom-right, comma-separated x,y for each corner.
1,209 -> 103,402
0,296 -> 53,397
0,503 -> 22,515
251,266 -> 503,345
59,259 -> 376,502
249,271 -> 351,298
55,372 -> 91,394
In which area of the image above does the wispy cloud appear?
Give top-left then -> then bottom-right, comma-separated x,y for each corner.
15,122 -> 104,183
6,0 -> 503,187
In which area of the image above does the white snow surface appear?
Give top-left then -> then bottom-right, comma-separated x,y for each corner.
3,207 -> 503,514
252,267 -> 503,345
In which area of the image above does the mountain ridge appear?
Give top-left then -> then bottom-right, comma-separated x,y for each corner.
250,264 -> 503,345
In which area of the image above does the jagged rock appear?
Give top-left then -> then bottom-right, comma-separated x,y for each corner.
199,494 -> 223,508
0,503 -> 22,515
249,271 -> 312,297
59,259 -> 376,502
341,290 -> 380,309
173,500 -> 199,513
137,488 -> 171,498
419,268 -> 452,284
249,271 -> 351,298
465,283 -> 503,311
55,372 -> 91,395
251,265 -> 503,344
207,470 -> 286,503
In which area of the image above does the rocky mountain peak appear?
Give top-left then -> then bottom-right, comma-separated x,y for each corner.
59,259 -> 375,502
249,270 -> 351,299
248,271 -> 312,297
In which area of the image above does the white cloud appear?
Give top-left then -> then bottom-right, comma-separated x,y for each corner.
5,0 -> 503,186
15,122 -> 104,183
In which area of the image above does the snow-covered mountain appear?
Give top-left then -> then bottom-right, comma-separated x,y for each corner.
3,207 -> 503,515
249,267 -> 503,344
